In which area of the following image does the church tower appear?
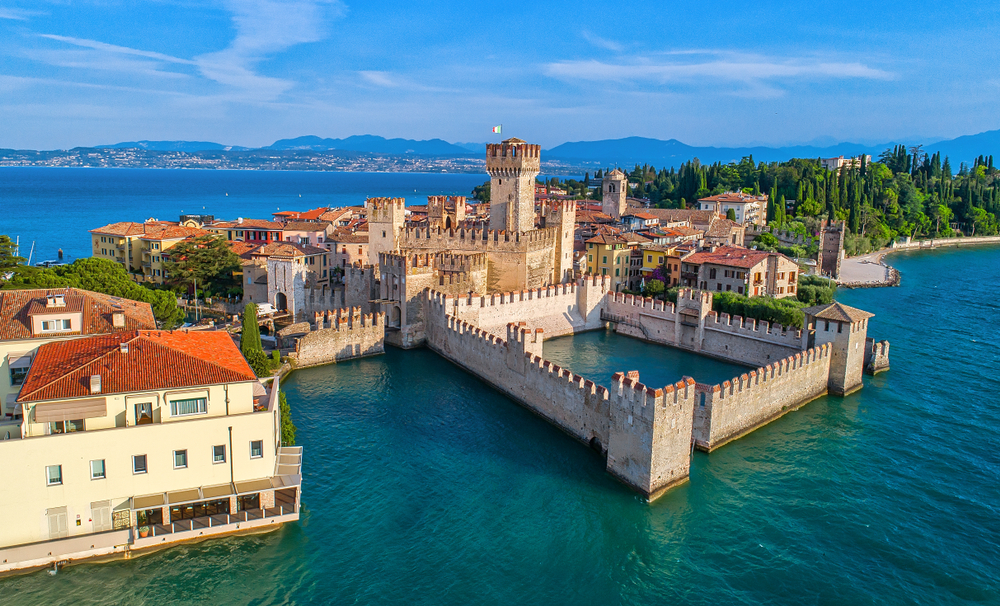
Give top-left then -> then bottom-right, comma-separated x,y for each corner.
486,138 -> 541,233
602,169 -> 628,220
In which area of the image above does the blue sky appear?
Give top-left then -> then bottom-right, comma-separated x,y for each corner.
1,1 -> 998,150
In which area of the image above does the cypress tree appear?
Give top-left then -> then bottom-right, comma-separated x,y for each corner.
240,303 -> 269,376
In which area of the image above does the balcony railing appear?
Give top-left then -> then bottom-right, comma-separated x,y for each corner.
142,504 -> 297,538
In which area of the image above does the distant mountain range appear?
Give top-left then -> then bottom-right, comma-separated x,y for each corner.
545,130 -> 1000,168
86,129 -> 1000,168
264,135 -> 471,155
95,140 -> 252,152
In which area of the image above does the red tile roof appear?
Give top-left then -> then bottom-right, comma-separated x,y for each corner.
226,241 -> 260,260
251,242 -> 327,258
684,246 -> 771,268
0,289 -> 156,341
140,225 -> 208,240
210,219 -> 284,230
18,330 -> 257,402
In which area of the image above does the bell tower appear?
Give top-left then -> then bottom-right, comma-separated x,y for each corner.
602,169 -> 628,220
486,138 -> 541,233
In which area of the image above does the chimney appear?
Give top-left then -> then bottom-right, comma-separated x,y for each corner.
120,342 -> 129,354
237,217 -> 244,224
112,312 -> 125,327
90,375 -> 101,394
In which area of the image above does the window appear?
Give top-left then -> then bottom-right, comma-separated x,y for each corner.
40,319 -> 72,333
213,445 -> 227,464
588,255 -> 593,262
10,366 -> 29,386
602,256 -> 607,264
46,464 -> 62,486
738,286 -> 744,294
170,397 -> 207,417
709,268 -> 717,279
716,283 -> 722,291
789,272 -> 796,282
91,459 -> 106,480
49,419 -> 84,434
250,440 -> 263,459
174,450 -> 188,469
647,255 -> 652,263
133,454 -> 148,474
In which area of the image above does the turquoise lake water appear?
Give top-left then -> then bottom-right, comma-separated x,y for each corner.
1,170 -> 998,604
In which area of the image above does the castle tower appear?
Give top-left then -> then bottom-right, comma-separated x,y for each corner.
602,169 -> 628,220
427,195 -> 467,230
366,197 -> 405,268
543,200 -> 577,283
803,302 -> 873,396
486,138 -> 541,233
817,220 -> 846,278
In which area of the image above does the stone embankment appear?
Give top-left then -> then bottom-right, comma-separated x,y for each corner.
839,235 -> 1000,289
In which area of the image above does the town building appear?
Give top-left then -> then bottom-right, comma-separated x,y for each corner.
680,246 -> 799,297
0,289 -> 157,436
90,221 -> 207,284
240,242 -> 330,314
272,207 -> 330,223
204,219 -> 284,244
0,328 -> 301,573
281,221 -> 334,247
697,192 -> 767,226
820,155 -> 872,171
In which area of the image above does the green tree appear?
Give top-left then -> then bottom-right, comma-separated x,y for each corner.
0,235 -> 27,286
279,391 -> 297,445
162,235 -> 242,296
471,181 -> 491,203
726,208 -> 736,221
240,303 -> 270,376
642,279 -> 665,298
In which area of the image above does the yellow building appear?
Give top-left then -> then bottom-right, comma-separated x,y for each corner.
585,234 -> 632,292
90,222 -> 207,285
0,327 -> 301,574
638,245 -> 683,288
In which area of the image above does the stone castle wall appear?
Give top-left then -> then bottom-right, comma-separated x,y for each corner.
604,290 -> 803,367
400,226 -> 560,291
693,344 -> 831,451
291,308 -> 385,368
865,338 -> 890,375
423,299 -> 696,499
447,275 -> 610,338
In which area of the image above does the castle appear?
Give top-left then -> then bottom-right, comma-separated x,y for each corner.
287,138 -> 889,501
351,138 -> 575,347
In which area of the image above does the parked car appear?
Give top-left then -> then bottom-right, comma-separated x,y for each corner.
256,303 -> 276,316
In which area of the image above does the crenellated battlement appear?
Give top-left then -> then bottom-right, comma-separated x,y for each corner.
401,225 -> 559,252
366,197 -> 405,220
677,288 -> 713,306
692,343 -> 832,451
485,140 -> 542,176
427,195 -> 466,209
379,251 -> 488,274
311,307 -> 383,331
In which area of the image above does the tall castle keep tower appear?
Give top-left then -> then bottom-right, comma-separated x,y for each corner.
817,220 -> 846,279
486,138 -> 541,233
602,169 -> 628,219
366,197 -> 405,268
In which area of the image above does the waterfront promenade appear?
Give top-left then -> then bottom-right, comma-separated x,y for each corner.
839,234 -> 1000,288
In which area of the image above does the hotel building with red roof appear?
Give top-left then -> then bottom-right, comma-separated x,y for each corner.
0,327 -> 302,574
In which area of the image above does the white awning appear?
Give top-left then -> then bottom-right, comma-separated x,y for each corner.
6,353 -> 32,369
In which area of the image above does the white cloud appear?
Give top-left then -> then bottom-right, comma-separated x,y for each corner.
39,34 -> 195,65
0,8 -> 45,21
581,30 -> 623,52
545,52 -> 894,87
194,0 -> 346,99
